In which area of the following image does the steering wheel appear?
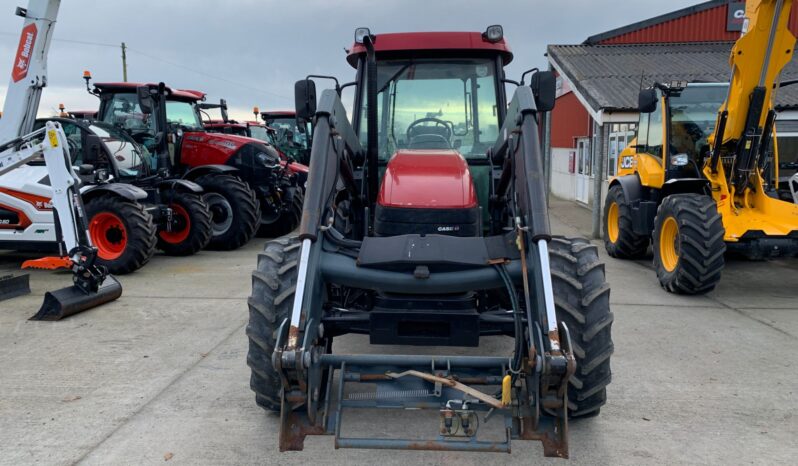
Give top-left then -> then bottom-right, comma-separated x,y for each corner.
406,117 -> 453,143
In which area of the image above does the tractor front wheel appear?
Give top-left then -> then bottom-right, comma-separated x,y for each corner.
156,190 -> 212,256
603,185 -> 648,258
246,235 -> 300,411
550,236 -> 614,418
84,195 -> 156,274
196,174 -> 259,250
652,194 -> 726,294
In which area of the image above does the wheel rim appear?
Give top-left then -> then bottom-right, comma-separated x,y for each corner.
607,202 -> 620,243
659,216 -> 680,272
89,212 -> 127,260
159,203 -> 191,244
203,192 -> 233,236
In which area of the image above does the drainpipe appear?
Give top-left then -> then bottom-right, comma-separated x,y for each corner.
591,119 -> 605,239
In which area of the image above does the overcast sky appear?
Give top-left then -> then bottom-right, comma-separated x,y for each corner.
0,0 -> 699,120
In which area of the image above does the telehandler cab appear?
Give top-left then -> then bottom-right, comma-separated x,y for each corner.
246,26 -> 613,457
604,0 -> 798,294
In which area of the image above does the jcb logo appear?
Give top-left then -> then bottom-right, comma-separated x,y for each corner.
620,156 -> 635,169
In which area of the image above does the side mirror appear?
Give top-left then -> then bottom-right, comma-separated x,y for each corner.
294,79 -> 317,121
638,89 -> 657,113
136,86 -> 154,114
220,99 -> 229,123
529,71 -> 556,112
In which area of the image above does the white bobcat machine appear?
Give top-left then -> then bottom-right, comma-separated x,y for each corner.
0,0 -> 123,319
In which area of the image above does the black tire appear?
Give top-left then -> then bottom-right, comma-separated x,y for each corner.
195,173 -> 259,250
652,194 -> 726,294
246,235 -> 300,411
156,190 -> 212,256
84,195 -> 156,275
549,236 -> 613,418
257,188 -> 304,238
603,184 -> 648,259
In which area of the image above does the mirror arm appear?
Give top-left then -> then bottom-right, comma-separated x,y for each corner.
502,78 -> 520,87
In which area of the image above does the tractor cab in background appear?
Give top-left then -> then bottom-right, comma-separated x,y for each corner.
260,110 -> 312,164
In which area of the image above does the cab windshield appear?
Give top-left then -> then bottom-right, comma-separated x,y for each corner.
266,117 -> 309,150
248,125 -> 273,144
360,58 -> 500,160
100,93 -> 156,137
669,84 -> 728,159
166,100 -> 204,131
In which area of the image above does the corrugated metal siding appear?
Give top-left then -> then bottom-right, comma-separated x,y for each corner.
551,91 -> 592,148
599,1 -> 798,45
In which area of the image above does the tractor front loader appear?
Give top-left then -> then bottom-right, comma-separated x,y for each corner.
247,27 -> 613,457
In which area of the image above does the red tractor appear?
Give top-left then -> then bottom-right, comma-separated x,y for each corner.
246,26 -> 613,457
260,109 -> 312,165
85,78 -> 304,243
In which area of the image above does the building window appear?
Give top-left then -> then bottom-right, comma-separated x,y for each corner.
607,123 -> 637,177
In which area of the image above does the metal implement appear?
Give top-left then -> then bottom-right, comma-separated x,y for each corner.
0,273 -> 30,302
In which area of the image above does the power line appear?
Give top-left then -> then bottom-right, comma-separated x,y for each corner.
0,31 -> 292,102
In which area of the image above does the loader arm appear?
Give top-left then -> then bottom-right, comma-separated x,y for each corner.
708,0 -> 797,194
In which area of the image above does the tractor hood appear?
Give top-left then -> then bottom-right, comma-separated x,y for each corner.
180,131 -> 274,166
377,149 -> 477,209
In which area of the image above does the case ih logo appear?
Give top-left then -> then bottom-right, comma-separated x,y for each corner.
12,23 -> 37,82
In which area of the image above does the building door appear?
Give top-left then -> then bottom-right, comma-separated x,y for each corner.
575,138 -> 591,203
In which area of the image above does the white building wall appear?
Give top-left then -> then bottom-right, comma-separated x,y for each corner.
551,147 -> 576,201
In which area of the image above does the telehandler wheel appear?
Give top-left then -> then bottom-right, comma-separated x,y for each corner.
257,188 -> 304,238
196,173 -> 259,250
603,185 -> 648,258
156,191 -> 212,256
246,235 -> 300,411
652,194 -> 726,294
549,236 -> 613,418
84,195 -> 157,275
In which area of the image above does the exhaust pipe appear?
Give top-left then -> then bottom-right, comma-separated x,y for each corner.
30,274 -> 122,321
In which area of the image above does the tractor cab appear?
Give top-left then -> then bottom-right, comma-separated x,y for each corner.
260,110 -> 312,164
345,29 -> 515,236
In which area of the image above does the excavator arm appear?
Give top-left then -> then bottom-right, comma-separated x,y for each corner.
708,0 -> 797,194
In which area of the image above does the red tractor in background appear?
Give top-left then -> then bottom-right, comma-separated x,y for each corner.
85,77 -> 305,242
260,110 -> 312,165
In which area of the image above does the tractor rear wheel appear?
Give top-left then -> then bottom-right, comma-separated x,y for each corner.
196,174 -> 259,250
603,185 -> 648,258
652,194 -> 726,294
84,195 -> 156,274
257,188 -> 304,238
549,236 -> 613,418
246,235 -> 300,411
156,190 -> 212,256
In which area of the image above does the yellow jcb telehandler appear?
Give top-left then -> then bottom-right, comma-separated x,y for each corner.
603,0 -> 798,294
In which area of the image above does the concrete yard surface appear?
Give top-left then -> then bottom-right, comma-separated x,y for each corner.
1,198 -> 797,465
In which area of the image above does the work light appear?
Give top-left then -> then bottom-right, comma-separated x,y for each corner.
354,27 -> 371,44
483,25 -> 503,43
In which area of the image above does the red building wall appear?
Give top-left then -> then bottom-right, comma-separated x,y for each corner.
551,91 -> 591,148
598,1 -> 798,45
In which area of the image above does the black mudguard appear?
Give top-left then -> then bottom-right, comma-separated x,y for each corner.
81,183 -> 148,202
157,178 -> 203,193
182,164 -> 238,181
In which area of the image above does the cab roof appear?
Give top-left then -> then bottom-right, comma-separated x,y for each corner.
93,82 -> 206,102
346,31 -> 513,68
260,110 -> 295,118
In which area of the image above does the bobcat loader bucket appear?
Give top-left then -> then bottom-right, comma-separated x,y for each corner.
30,274 -> 122,321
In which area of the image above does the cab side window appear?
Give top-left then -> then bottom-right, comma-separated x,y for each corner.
646,92 -> 664,157
61,122 -> 85,164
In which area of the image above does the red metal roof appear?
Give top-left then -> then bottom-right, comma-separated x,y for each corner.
93,82 -> 206,101
347,31 -> 513,67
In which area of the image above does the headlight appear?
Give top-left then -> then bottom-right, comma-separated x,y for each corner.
256,152 -> 280,167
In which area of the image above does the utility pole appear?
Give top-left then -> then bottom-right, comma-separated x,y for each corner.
121,42 -> 127,82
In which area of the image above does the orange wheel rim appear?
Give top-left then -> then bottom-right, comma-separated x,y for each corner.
659,217 -> 679,272
607,202 -> 620,243
89,212 -> 127,260
159,204 -> 191,244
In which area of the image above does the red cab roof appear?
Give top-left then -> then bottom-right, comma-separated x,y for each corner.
261,110 -> 295,118
93,82 -> 206,101
346,31 -> 513,67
